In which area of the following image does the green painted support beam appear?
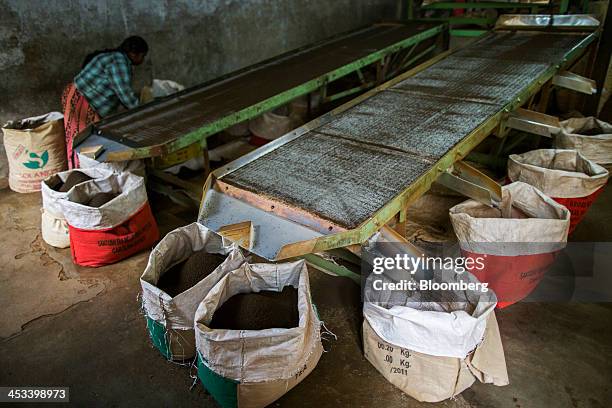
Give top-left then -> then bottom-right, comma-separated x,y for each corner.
325,82 -> 375,103
402,44 -> 437,68
326,248 -> 363,265
450,29 -> 488,37
385,43 -> 437,83
302,254 -> 361,285
581,0 -> 590,13
356,68 -> 366,84
560,0 -> 570,13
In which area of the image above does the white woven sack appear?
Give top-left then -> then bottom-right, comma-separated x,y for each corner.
60,171 -> 147,230
508,149 -> 608,198
555,117 -> 612,169
140,222 -> 246,330
194,260 -> 322,383
449,182 -> 570,256
40,167 -> 113,247
363,257 -> 497,359
77,153 -> 145,177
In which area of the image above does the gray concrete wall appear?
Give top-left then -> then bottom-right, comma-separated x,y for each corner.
0,0 -> 401,124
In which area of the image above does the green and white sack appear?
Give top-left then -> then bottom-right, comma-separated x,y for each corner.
3,112 -> 67,193
555,117 -> 612,170
140,223 -> 246,361
41,167 -> 113,248
194,260 -> 323,408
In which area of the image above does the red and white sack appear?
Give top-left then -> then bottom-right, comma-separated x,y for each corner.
449,181 -> 570,308
40,167 -> 113,248
77,152 -> 146,178
140,223 -> 246,361
363,267 -> 507,402
508,149 -> 608,233
60,172 -> 159,267
555,117 -> 612,170
2,112 -> 67,193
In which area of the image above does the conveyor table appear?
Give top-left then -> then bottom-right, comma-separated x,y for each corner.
75,22 -> 445,163
199,20 -> 598,261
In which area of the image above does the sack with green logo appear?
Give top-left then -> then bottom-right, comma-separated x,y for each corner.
2,112 -> 67,193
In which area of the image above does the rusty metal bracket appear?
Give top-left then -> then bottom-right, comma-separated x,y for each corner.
438,161 -> 502,207
494,118 -> 511,139
378,226 -> 425,257
552,71 -> 597,95
506,107 -> 560,138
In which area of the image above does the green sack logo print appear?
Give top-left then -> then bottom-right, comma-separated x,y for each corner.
23,150 -> 49,169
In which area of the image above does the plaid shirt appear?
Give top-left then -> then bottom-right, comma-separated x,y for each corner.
74,51 -> 139,117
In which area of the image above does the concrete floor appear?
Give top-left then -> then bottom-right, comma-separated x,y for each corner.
1,184 -> 611,408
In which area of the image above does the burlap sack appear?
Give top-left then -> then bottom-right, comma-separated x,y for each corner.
508,149 -> 608,233
249,106 -> 296,143
555,117 -> 612,170
363,313 -> 508,402
362,266 -> 507,402
449,182 -> 570,255
449,182 -> 571,307
3,112 -> 67,193
194,260 -> 322,408
140,223 -> 246,360
508,149 -> 608,198
403,188 -> 463,254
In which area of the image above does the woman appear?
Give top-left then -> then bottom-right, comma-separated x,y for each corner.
62,36 -> 148,168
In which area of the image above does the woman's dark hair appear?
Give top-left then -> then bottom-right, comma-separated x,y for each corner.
118,35 -> 149,55
81,36 -> 148,68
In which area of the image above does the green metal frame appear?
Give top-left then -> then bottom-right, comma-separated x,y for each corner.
414,0 -> 578,39
202,30 -> 598,261
450,28 -> 489,37
302,254 -> 361,284
100,24 -> 446,162
305,32 -> 597,255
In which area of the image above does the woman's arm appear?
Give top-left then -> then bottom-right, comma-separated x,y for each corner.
107,53 -> 140,109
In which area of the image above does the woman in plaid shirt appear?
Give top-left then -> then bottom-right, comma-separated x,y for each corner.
62,36 -> 148,168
